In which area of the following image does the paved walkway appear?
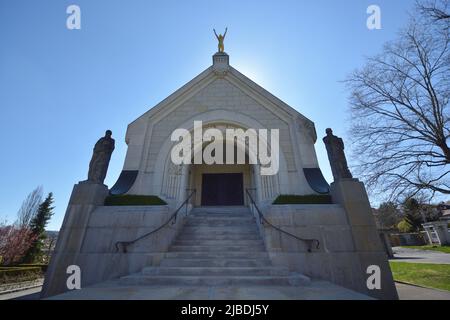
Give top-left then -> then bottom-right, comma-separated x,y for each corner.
391,247 -> 450,264
3,281 -> 450,300
395,282 -> 450,300
0,286 -> 42,300
47,280 -> 372,300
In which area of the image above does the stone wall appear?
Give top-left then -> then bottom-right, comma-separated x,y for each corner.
41,183 -> 188,298
123,75 -> 319,199
257,200 -> 398,299
388,232 -> 427,246
260,205 -> 362,284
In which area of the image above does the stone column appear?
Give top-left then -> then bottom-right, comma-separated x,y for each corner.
40,182 -> 109,298
422,221 -> 450,245
331,178 -> 399,300
378,230 -> 394,258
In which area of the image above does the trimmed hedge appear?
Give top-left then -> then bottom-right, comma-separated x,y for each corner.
9,264 -> 48,272
104,195 -> 167,206
0,267 -> 43,284
272,194 -> 332,205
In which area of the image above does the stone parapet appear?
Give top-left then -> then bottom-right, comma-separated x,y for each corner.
41,183 -> 183,298
259,179 -> 398,300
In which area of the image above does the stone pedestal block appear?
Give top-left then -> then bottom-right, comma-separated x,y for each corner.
356,252 -> 398,300
41,183 -> 108,298
330,179 -> 398,300
330,179 -> 377,227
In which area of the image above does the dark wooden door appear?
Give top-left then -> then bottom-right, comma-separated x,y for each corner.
201,173 -> 244,206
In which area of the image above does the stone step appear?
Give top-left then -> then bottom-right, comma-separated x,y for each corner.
190,207 -> 251,215
190,213 -> 252,218
177,233 -> 261,241
164,251 -> 270,259
181,226 -> 259,234
179,232 -> 260,238
179,234 -> 261,240
160,258 -> 271,267
185,219 -> 255,225
184,221 -> 256,227
114,205 -> 317,289
188,215 -> 252,219
179,231 -> 260,238
142,266 -> 289,276
170,245 -> 266,252
173,239 -> 264,246
120,274 -> 310,286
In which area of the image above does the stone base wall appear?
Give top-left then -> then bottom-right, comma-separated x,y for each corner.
388,232 -> 427,246
41,183 -> 188,298
257,202 -> 398,300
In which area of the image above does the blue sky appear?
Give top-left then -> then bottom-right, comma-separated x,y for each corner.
0,0 -> 416,230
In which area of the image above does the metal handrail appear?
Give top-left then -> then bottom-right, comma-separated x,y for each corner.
115,190 -> 196,253
245,189 -> 320,253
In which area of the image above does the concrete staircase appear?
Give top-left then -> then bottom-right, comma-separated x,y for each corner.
120,206 -> 310,286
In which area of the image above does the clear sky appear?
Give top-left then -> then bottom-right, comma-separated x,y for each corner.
0,0 -> 416,230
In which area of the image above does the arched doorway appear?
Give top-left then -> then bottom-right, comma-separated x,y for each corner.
187,134 -> 255,206
154,114 -> 288,207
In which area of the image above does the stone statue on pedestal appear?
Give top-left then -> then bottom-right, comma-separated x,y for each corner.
86,130 -> 115,184
323,128 -> 353,181
214,28 -> 227,53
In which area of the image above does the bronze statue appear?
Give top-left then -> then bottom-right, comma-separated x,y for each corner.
214,28 -> 227,53
323,128 -> 353,181
87,130 -> 115,184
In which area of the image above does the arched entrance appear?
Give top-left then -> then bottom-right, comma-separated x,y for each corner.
154,111 -> 289,207
187,128 -> 255,206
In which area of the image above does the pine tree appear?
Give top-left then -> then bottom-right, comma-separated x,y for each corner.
23,193 -> 54,263
402,198 -> 424,232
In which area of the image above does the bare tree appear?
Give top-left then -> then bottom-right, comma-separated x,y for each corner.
346,2 -> 449,202
16,186 -> 43,227
417,0 -> 450,23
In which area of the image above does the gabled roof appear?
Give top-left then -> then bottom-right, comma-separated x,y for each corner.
128,53 -> 314,135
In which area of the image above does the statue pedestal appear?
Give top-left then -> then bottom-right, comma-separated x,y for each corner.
331,179 -> 399,300
41,182 -> 109,298
331,178 -> 376,229
212,52 -> 230,76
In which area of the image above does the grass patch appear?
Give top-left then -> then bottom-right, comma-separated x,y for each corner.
389,261 -> 450,292
0,266 -> 43,284
104,195 -> 167,206
0,264 -> 48,272
400,245 -> 450,254
272,194 -> 332,205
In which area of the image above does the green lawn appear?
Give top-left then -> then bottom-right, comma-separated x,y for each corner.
390,262 -> 450,292
400,245 -> 450,254
104,195 -> 167,206
272,194 -> 332,205
0,266 -> 44,284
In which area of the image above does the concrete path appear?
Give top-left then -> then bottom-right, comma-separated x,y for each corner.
5,280 -> 450,300
0,286 -> 42,300
47,280 -> 372,300
395,282 -> 450,300
391,247 -> 450,264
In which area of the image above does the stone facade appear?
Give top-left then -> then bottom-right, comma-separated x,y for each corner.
255,180 -> 398,300
41,183 -> 185,297
121,52 -> 319,206
42,51 -> 398,300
